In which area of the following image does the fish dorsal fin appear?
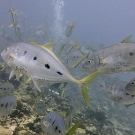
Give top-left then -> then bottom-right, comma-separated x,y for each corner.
28,41 -> 38,45
122,80 -> 128,83
121,35 -> 135,43
42,42 -> 57,52
28,42 -> 57,52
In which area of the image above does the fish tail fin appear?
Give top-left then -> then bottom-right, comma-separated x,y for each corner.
71,21 -> 76,28
0,64 -> 5,71
78,71 -> 105,106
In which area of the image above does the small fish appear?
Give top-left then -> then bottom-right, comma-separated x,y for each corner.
64,40 -> 78,55
0,94 -> 17,116
57,43 -> 66,59
41,112 -> 81,135
66,49 -> 89,70
1,42 -> 105,106
125,77 -> 135,96
35,102 -> 46,115
103,81 -> 135,107
0,83 -> 14,96
82,35 -> 135,73
41,112 -> 65,135
65,22 -> 76,37
8,2 -> 19,36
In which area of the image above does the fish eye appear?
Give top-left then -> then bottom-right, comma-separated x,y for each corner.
131,82 -> 135,85
88,60 -> 92,64
6,47 -> 9,51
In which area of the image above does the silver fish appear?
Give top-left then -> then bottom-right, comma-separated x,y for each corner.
0,95 -> 17,116
64,40 -> 78,55
125,77 -> 135,96
82,35 -> 135,72
65,22 -> 75,37
0,83 -> 14,96
104,81 -> 135,107
35,102 -> 46,115
41,112 -> 65,135
66,49 -> 87,70
1,42 -> 104,106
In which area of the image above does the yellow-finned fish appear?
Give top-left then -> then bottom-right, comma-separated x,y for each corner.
82,35 -> 135,73
65,22 -> 76,37
41,111 -> 81,135
1,42 -> 105,106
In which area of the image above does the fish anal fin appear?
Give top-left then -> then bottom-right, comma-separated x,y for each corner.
100,59 -> 107,65
9,69 -> 21,80
9,70 -> 15,79
32,80 -> 41,92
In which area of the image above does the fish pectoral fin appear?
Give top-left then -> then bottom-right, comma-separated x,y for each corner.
121,35 -> 135,43
9,69 -> 21,80
100,59 -> 107,65
25,77 -> 31,84
32,80 -> 42,91
66,122 -> 82,135
42,42 -> 57,52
